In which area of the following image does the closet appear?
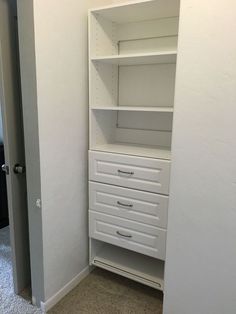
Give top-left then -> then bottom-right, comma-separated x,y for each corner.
88,0 -> 180,291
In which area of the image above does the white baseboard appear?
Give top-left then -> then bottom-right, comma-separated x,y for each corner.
40,266 -> 90,313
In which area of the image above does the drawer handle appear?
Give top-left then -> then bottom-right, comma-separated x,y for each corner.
117,201 -> 133,208
117,169 -> 134,176
116,231 -> 132,238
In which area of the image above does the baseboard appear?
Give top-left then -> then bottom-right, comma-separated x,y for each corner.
40,266 -> 91,313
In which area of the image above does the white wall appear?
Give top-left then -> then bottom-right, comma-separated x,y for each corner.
31,0 -> 125,305
164,1 -> 236,313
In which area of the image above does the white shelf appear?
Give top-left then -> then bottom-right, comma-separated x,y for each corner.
92,143 -> 171,160
91,106 -> 174,112
92,243 -> 164,291
90,0 -> 180,24
91,51 -> 177,66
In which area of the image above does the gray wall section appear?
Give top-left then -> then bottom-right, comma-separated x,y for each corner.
17,0 -> 44,305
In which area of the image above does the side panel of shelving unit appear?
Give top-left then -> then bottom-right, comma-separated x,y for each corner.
90,109 -> 117,148
89,11 -> 118,57
89,62 -> 118,108
89,11 -> 118,149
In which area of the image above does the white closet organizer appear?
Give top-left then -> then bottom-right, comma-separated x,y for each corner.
88,0 -> 180,291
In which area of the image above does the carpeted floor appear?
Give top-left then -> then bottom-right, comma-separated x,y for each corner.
49,268 -> 163,314
0,226 -> 42,314
0,226 -> 163,313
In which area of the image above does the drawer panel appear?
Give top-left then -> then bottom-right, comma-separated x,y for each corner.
89,182 -> 168,228
89,211 -> 166,260
89,151 -> 170,194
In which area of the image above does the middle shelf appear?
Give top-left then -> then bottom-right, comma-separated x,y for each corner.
92,143 -> 171,160
91,106 -> 174,112
91,51 -> 177,66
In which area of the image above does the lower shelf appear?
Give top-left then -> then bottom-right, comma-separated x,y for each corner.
91,242 -> 165,291
92,142 -> 171,160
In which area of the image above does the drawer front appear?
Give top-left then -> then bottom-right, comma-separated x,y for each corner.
89,182 -> 168,228
89,211 -> 166,260
89,151 -> 170,194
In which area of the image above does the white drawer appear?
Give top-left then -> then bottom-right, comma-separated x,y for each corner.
89,182 -> 168,228
89,151 -> 170,194
89,211 -> 166,260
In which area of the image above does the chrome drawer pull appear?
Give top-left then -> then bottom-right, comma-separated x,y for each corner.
117,201 -> 133,208
116,231 -> 132,238
117,169 -> 134,175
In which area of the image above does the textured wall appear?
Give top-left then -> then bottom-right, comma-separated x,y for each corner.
164,1 -> 236,313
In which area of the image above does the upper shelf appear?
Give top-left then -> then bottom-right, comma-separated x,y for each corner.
91,51 -> 177,66
91,106 -> 174,112
90,0 -> 180,24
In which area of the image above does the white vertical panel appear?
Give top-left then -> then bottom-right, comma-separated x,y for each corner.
89,62 -> 118,107
90,109 -> 117,147
89,13 -> 118,57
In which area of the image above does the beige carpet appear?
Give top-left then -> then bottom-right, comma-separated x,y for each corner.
49,268 -> 163,314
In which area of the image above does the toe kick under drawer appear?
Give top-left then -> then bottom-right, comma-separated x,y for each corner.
89,151 -> 170,195
89,211 -> 166,260
89,182 -> 168,228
